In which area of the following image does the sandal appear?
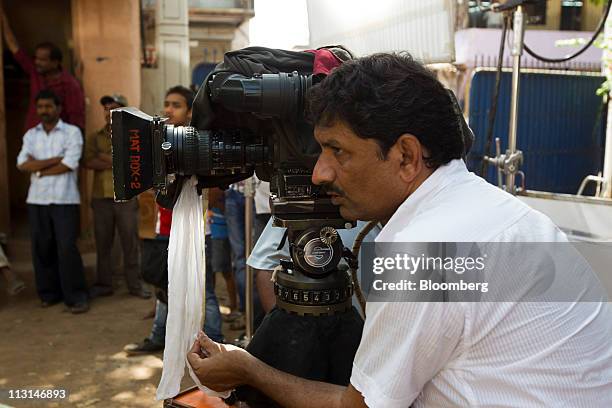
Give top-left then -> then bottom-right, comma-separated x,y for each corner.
7,279 -> 25,296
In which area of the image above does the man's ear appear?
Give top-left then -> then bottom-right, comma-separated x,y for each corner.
394,134 -> 424,183
187,109 -> 193,122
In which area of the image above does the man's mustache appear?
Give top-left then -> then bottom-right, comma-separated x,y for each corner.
320,183 -> 345,197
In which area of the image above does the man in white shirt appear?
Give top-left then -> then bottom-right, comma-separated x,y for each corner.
17,89 -> 89,314
187,53 -> 612,407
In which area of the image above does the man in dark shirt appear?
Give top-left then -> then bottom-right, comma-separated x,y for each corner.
1,10 -> 85,131
84,94 -> 150,299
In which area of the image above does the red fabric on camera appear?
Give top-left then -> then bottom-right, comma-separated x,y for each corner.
156,207 -> 173,237
305,48 -> 344,75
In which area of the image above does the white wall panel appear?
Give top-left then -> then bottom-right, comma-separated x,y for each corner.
307,0 -> 455,63
157,0 -> 190,90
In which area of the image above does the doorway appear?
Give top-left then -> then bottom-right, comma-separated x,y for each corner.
2,0 -> 73,237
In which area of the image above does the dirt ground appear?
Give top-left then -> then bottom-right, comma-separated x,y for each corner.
0,252 -> 242,408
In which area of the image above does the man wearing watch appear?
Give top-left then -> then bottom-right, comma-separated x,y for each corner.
16,89 -> 89,314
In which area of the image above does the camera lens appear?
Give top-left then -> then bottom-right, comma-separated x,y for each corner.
210,72 -> 312,118
164,124 -> 268,176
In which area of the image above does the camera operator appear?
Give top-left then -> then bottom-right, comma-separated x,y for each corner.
186,53 -> 612,407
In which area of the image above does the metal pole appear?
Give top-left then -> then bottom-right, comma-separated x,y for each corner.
507,5 -> 525,194
603,8 -> 612,198
244,177 -> 256,341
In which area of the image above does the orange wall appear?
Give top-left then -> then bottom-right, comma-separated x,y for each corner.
71,0 -> 141,136
71,0 -> 142,233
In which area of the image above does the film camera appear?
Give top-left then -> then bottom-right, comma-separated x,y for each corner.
112,48 -> 362,406
111,47 -> 473,407
111,68 -> 356,317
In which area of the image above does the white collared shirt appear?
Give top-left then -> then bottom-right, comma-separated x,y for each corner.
350,159 -> 612,407
17,120 -> 82,205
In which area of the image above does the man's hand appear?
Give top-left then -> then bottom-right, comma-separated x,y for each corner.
185,331 -> 367,408
98,153 -> 113,164
40,163 -> 72,177
187,331 -> 251,392
1,9 -> 19,54
18,156 -> 63,173
85,153 -> 112,170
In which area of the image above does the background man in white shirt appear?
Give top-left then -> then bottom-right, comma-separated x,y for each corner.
186,53 -> 612,407
16,89 -> 89,314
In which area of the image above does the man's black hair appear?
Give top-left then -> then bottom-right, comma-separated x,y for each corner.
35,89 -> 61,106
307,52 -> 465,168
35,42 -> 63,63
166,85 -> 195,109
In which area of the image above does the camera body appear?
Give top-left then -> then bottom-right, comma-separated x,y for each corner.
112,61 -> 355,315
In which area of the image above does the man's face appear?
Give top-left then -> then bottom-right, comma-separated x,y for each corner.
36,98 -> 61,124
163,93 -> 191,125
34,48 -> 59,74
103,102 -> 122,126
312,120 -> 408,222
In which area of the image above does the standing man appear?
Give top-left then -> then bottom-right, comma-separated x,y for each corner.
85,94 -> 150,299
1,10 -> 85,131
16,90 -> 88,314
225,182 -> 247,318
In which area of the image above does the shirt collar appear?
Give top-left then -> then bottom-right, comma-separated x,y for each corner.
378,159 -> 468,239
35,119 -> 65,132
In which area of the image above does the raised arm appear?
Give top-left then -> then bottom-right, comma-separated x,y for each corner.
0,9 -> 18,54
1,9 -> 35,75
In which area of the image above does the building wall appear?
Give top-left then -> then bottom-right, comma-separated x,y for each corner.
71,0 -> 142,236
140,0 -> 190,116
583,1 -> 606,31
71,0 -> 142,135
189,25 -> 234,78
188,6 -> 253,86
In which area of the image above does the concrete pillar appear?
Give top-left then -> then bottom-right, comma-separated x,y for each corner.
71,0 -> 142,235
0,16 -> 9,234
157,0 -> 191,91
71,0 -> 142,134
